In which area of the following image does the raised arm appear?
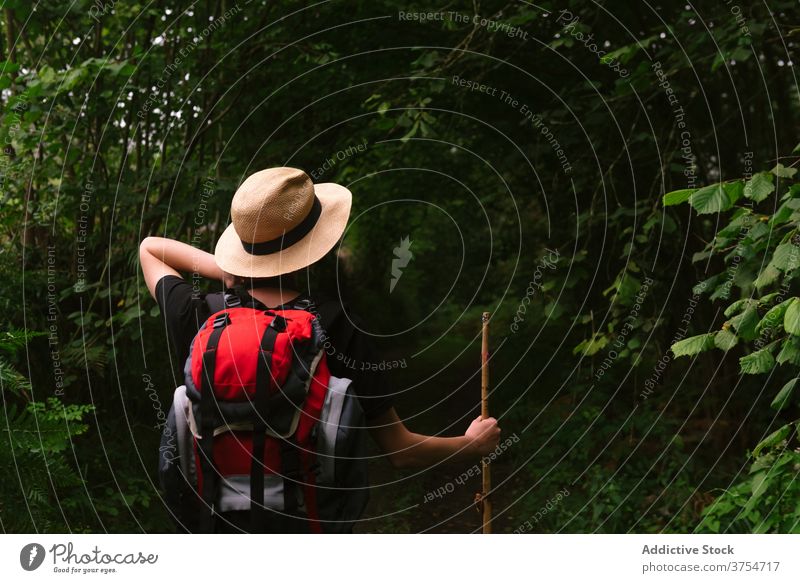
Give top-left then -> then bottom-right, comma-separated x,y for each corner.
368,406 -> 501,469
139,236 -> 225,299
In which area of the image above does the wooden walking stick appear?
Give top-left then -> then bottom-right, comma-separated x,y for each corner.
474,311 -> 492,533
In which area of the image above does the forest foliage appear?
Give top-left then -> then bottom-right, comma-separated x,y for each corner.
1,0 -> 799,532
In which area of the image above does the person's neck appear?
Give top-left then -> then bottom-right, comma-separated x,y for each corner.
246,286 -> 301,308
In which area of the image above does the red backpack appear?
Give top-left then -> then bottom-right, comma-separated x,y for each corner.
159,292 -> 369,533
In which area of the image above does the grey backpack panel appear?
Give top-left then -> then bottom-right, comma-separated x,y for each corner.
314,376 -> 370,533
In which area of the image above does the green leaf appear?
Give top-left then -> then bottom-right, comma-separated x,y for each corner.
744,471 -> 773,514
757,299 -> 793,334
770,198 -> 800,226
771,242 -> 800,272
784,298 -> 800,335
770,378 -> 797,411
400,120 -> 420,142
63,67 -> 84,90
662,188 -> 695,206
600,43 -> 639,65
730,306 -> 759,340
776,336 -> 800,366
724,181 -> 744,205
752,424 -> 792,456
771,163 -> 798,179
743,221 -> 769,244
688,184 -> 731,214
739,347 -> 775,374
38,65 -> 56,83
714,328 -> 739,351
602,271 -> 640,303
724,298 -> 755,317
23,109 -> 42,123
0,330 -> 46,355
694,274 -> 721,295
758,292 -> 781,306
373,117 -> 395,131
544,301 -> 564,319
714,208 -> 752,241
751,471 -> 771,498
0,60 -> 20,73
573,334 -> 609,356
754,263 -> 781,289
710,279 -> 734,301
671,333 -> 715,357
0,358 -> 32,396
744,172 -> 775,202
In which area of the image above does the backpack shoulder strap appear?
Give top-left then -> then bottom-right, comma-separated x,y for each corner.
205,289 -> 244,314
205,293 -> 225,314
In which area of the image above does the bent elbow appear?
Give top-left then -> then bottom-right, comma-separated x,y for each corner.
139,236 -> 156,253
139,237 -> 152,261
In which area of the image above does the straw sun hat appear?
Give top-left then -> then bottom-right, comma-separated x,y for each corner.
214,167 -> 352,278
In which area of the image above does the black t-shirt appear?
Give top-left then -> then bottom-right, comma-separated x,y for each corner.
154,275 -> 393,421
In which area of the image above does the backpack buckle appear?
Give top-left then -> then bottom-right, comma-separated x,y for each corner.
223,292 -> 241,308
271,314 -> 288,332
212,313 -> 230,329
293,298 -> 313,311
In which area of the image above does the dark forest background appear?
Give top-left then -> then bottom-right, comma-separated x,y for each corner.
1,0 -> 799,533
